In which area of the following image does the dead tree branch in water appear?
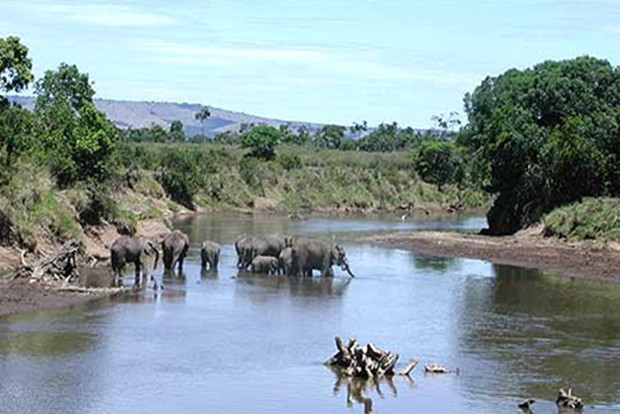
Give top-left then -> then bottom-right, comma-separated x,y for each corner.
325,336 -> 418,379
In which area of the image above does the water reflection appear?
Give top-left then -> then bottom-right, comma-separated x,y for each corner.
1,214 -> 619,414
412,255 -> 459,272
458,264 -> 620,406
329,368 -> 415,414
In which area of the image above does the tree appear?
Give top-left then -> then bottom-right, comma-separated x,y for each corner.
315,125 -> 347,149
412,140 -> 462,191
34,64 -> 117,186
169,120 -> 185,142
240,125 -> 282,160
0,36 -> 33,106
463,56 -> 620,234
35,63 -> 95,111
195,106 -> 211,137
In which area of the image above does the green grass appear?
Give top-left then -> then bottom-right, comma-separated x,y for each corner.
125,143 -> 489,212
544,197 -> 620,241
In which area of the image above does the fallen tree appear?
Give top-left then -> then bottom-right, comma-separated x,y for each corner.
9,239 -> 82,283
326,336 -> 418,379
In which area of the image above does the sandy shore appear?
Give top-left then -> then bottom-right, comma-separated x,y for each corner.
364,228 -> 620,282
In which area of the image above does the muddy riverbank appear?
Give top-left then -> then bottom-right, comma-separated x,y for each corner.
365,226 -> 620,282
0,279 -> 108,318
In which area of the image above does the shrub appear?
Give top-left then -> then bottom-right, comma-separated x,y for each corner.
240,125 -> 282,160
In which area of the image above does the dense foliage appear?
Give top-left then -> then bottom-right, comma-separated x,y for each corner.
412,141 -> 464,190
240,125 -> 282,160
462,56 -> 620,234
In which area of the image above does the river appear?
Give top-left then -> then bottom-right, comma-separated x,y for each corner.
0,214 -> 619,414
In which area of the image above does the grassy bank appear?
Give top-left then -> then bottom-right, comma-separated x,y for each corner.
125,143 -> 489,213
543,198 -> 620,242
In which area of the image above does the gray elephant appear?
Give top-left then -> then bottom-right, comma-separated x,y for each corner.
235,234 -> 255,269
251,235 -> 286,259
278,247 -> 293,275
200,240 -> 221,270
291,238 -> 355,278
161,230 -> 189,271
110,236 -> 159,287
250,255 -> 279,274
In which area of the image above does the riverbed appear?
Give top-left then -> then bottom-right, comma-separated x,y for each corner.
1,214 -> 619,414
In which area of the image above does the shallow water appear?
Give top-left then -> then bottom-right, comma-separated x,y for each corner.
1,214 -> 619,414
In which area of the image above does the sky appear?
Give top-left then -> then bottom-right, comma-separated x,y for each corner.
2,1 -> 620,128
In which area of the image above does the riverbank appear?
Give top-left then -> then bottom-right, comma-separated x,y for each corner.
365,226 -> 620,282
0,279 -> 107,318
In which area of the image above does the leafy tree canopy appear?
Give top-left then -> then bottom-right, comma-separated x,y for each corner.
35,63 -> 95,111
240,124 -> 282,160
462,56 -> 620,234
0,36 -> 33,104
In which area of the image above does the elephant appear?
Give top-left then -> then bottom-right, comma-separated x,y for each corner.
251,235 -> 286,259
110,236 -> 159,287
291,238 -> 355,278
161,230 -> 190,271
278,247 -> 293,275
250,255 -> 279,274
235,234 -> 255,269
236,234 -> 286,269
200,240 -> 221,270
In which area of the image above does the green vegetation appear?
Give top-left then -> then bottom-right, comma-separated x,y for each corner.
413,141 -> 464,191
544,198 -> 620,242
461,56 -> 620,235
0,35 -> 491,254
240,124 -> 282,160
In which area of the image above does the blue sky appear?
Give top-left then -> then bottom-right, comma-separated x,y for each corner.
2,1 -> 620,127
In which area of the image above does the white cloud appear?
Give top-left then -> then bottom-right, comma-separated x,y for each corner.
134,39 -> 328,64
133,39 -> 477,86
7,1 -> 175,27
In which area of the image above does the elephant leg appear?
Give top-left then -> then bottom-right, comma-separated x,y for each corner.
213,254 -> 219,269
134,260 -> 141,287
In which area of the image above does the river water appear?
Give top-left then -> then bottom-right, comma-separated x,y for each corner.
1,214 -> 619,414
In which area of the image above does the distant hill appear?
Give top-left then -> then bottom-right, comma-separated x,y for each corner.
8,96 -> 325,137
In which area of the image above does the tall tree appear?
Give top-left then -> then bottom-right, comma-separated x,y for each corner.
0,36 -> 33,106
195,106 -> 211,137
463,56 -> 620,234
35,63 -> 94,111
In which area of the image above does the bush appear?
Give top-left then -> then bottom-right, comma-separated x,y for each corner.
277,153 -> 302,171
544,198 -> 620,241
240,125 -> 282,160
158,149 -> 202,208
412,140 -> 463,190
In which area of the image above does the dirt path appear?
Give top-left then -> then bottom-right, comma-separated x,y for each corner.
364,229 -> 620,282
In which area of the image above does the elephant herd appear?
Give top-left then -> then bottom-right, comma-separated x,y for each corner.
109,230 -> 355,288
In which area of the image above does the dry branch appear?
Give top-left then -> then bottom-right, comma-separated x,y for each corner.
10,240 -> 83,283
326,336 -> 414,379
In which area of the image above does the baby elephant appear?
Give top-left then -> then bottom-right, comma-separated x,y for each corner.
250,255 -> 279,274
200,241 -> 221,270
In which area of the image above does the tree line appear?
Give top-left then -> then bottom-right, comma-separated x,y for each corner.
3,36 -> 619,234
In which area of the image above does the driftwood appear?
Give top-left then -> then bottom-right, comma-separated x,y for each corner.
518,398 -> 535,413
326,337 -> 417,379
423,363 -> 458,374
556,389 -> 583,410
10,240 -> 82,283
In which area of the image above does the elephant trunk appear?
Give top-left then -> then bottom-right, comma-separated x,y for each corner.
340,258 -> 355,278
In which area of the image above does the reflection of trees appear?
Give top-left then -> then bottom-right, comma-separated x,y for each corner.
411,254 -> 459,272
0,309 -> 106,414
457,264 -> 620,405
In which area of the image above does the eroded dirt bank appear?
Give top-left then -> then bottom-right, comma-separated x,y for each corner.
364,228 -> 620,282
